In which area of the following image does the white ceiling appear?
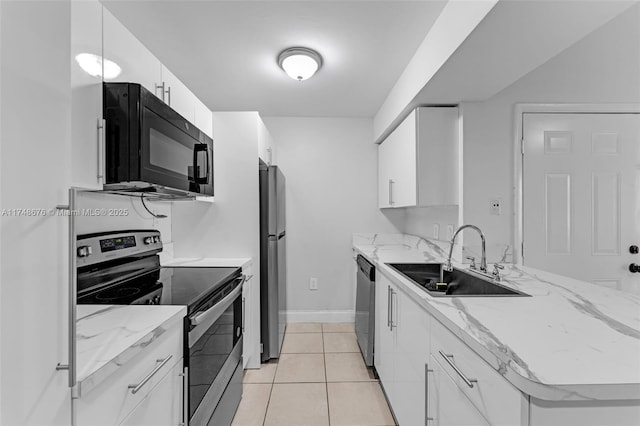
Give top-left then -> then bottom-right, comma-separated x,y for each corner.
102,0 -> 447,117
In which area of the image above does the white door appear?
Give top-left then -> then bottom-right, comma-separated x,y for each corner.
523,113 -> 640,294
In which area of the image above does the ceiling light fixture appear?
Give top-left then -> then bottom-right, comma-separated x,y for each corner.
75,53 -> 122,80
277,47 -> 322,81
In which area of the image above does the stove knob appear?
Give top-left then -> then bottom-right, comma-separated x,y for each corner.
77,246 -> 92,257
144,237 -> 153,245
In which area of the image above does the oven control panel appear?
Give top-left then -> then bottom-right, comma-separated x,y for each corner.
99,235 -> 136,252
76,230 -> 163,267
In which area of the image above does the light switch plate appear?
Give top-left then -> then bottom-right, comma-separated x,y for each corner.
433,224 -> 440,240
309,277 -> 318,290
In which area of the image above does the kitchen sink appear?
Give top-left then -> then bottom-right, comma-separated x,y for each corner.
386,263 -> 529,297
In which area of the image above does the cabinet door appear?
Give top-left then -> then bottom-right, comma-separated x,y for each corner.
375,274 -> 396,406
119,361 -> 184,426
378,110 -> 417,208
416,107 -> 459,206
242,268 -> 261,369
389,110 -> 417,207
103,7 -> 162,98
394,290 -> 430,426
428,354 -> 489,426
194,96 -> 213,138
161,65 -> 196,123
71,0 -> 103,189
378,139 -> 393,208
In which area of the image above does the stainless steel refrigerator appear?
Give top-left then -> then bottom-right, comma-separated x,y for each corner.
259,160 -> 286,362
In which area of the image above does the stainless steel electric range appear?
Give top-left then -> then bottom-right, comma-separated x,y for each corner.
76,229 -> 244,426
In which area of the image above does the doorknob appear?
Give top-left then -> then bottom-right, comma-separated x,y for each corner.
629,263 -> 640,273
630,245 -> 639,254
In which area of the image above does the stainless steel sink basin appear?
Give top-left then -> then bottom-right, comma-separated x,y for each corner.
386,263 -> 529,297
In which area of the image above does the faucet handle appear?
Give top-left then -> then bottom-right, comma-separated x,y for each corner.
465,256 -> 476,269
492,263 -> 505,280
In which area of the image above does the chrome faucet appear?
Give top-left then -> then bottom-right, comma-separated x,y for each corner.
444,224 -> 487,273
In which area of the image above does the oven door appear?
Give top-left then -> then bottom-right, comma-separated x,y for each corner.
187,278 -> 243,425
140,102 -> 213,196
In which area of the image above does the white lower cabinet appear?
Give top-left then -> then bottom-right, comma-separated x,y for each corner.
76,322 -> 185,426
428,353 -> 489,426
119,361 -> 184,426
375,273 -> 430,425
375,273 -> 396,406
430,319 -> 527,426
242,264 -> 261,369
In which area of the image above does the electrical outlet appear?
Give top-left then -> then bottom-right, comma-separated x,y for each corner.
433,224 -> 440,240
489,198 -> 502,216
309,277 -> 318,290
446,225 -> 454,240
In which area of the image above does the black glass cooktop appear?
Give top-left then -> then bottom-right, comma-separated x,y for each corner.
160,267 -> 241,313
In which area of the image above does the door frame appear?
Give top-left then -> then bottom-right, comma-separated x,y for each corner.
512,103 -> 640,265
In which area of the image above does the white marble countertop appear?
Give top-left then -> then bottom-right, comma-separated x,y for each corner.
76,305 -> 186,396
162,257 -> 252,269
353,233 -> 640,401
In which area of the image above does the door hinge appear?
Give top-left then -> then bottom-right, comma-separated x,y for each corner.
521,138 -> 524,155
260,343 -> 264,354
521,241 -> 525,260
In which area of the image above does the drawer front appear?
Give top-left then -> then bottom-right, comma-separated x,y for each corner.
430,321 -> 525,426
77,323 -> 184,426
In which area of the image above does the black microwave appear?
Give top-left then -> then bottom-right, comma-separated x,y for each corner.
103,82 -> 213,197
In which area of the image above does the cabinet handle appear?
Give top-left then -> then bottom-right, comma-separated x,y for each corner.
165,86 -> 171,106
97,118 -> 105,183
155,82 -> 166,102
128,355 -> 173,394
242,297 -> 246,332
387,285 -> 391,328
390,290 -> 397,329
425,363 -> 434,425
181,367 -> 189,425
388,179 -> 395,205
438,350 -> 477,388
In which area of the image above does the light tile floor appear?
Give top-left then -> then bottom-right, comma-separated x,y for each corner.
232,323 -> 396,426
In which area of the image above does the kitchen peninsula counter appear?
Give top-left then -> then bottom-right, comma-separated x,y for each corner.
353,233 -> 640,402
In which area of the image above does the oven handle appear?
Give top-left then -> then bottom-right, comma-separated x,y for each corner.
190,276 -> 245,326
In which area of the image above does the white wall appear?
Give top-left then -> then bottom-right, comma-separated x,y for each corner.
262,117 -> 404,318
373,0 -> 497,142
461,4 -> 640,254
0,1 -> 72,424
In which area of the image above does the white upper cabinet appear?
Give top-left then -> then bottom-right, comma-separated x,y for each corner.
378,107 -> 459,208
71,0 -> 103,189
102,5 -> 212,137
160,64 -> 195,123
103,7 -> 162,99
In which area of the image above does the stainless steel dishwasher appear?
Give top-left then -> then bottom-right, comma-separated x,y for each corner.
355,254 -> 375,366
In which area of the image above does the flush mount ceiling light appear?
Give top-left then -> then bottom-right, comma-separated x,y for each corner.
75,53 -> 122,80
277,47 -> 323,81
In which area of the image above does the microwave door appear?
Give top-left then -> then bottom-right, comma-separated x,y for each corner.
141,106 -> 213,195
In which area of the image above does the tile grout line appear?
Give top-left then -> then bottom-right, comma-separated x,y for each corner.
323,330 -> 331,426
261,357 -> 280,426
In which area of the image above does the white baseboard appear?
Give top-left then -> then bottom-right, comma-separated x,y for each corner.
286,310 -> 355,323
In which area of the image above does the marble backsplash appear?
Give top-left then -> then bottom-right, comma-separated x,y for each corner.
353,233 -> 513,264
